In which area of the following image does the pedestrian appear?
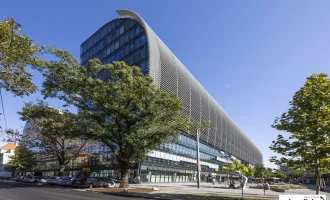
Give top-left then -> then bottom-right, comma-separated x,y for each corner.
212,177 -> 215,185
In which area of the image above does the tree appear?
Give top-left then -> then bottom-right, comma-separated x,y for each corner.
272,169 -> 287,181
15,101 -> 96,176
0,17 -> 44,96
287,167 -> 305,180
254,163 -> 265,178
39,50 -> 192,187
8,145 -> 37,175
263,168 -> 274,178
245,167 -> 256,178
220,160 -> 248,176
270,73 -> 330,194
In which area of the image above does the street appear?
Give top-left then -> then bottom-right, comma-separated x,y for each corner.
0,181 -> 146,200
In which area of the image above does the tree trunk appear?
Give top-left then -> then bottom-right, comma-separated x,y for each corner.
58,164 -> 65,176
119,166 -> 129,188
316,173 -> 321,195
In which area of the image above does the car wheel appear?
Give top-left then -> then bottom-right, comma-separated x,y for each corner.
104,184 -> 109,188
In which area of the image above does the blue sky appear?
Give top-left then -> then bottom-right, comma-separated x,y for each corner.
1,1 -> 329,168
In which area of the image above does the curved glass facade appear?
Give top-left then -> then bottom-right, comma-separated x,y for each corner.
76,10 -> 262,183
80,18 -> 149,73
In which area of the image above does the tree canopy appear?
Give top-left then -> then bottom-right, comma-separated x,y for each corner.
39,49 -> 192,187
0,17 -> 44,96
270,73 -> 330,194
220,160 -> 248,176
8,145 -> 37,174
13,101 -> 96,176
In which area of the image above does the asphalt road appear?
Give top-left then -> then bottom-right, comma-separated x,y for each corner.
0,181 -> 146,200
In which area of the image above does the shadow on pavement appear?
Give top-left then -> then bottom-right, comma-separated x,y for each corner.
0,180 -> 74,190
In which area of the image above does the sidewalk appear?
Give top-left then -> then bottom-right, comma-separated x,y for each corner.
131,182 -> 330,200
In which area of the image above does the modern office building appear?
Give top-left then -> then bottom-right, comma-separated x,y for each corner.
79,10 -> 262,182
31,10 -> 263,183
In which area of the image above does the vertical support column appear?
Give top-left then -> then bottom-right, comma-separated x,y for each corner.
196,129 -> 201,188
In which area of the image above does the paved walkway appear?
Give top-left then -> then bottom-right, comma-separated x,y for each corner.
132,183 -> 330,200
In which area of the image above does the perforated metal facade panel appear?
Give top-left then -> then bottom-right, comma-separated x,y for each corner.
116,10 -> 262,165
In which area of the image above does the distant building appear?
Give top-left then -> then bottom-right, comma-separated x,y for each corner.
0,143 -> 17,171
279,164 -> 288,172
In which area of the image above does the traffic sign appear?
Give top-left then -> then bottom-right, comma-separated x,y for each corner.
256,167 -> 265,171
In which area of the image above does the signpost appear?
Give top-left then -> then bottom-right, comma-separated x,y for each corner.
239,169 -> 243,197
262,171 -> 265,195
256,167 -> 266,196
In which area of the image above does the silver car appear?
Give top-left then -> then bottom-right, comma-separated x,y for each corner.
46,176 -> 61,185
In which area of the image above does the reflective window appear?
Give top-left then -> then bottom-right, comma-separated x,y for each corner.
124,33 -> 129,43
119,26 -> 124,35
115,41 -> 119,49
116,52 -> 120,60
140,35 -> 147,45
135,26 -> 140,35
130,43 -> 135,53
140,62 -> 146,72
140,47 -> 146,59
134,51 -> 140,63
120,49 -> 125,58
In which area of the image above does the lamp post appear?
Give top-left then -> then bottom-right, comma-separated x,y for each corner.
196,129 -> 201,188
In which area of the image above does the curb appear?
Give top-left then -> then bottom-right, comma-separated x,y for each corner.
91,191 -> 174,200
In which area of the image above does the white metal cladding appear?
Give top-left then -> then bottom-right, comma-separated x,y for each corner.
116,10 -> 262,164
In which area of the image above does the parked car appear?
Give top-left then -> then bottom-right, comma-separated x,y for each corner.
16,176 -> 25,182
21,176 -> 32,183
72,177 -> 104,188
28,176 -> 45,183
99,178 -> 116,188
46,176 -> 61,185
58,177 -> 74,186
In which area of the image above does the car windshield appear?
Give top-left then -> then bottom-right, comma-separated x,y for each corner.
61,177 -> 71,180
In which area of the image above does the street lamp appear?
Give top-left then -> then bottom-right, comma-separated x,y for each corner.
196,129 -> 201,188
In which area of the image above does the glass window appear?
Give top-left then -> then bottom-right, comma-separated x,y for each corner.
130,29 -> 135,40
115,41 -> 119,50
134,51 -> 139,63
111,32 -> 116,41
124,33 -> 129,43
125,45 -> 129,56
140,35 -> 147,45
120,49 -> 125,58
135,26 -> 140,35
120,36 -> 124,46
140,47 -> 146,59
119,26 -> 124,35
116,52 -> 120,60
107,47 -> 110,55
115,29 -> 120,38
128,55 -> 134,65
135,38 -> 140,49
111,43 -> 115,52
140,62 -> 146,72
130,43 -> 135,53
